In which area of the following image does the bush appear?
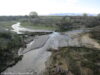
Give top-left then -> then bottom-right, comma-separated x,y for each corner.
0,29 -> 23,72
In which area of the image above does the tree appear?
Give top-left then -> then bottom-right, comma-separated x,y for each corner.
29,11 -> 38,18
57,16 -> 73,32
97,13 -> 100,17
83,13 -> 88,17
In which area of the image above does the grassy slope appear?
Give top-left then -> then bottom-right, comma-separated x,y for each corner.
90,26 -> 100,43
20,21 -> 57,30
0,21 -> 17,29
45,47 -> 100,75
20,16 -> 62,30
0,30 -> 23,73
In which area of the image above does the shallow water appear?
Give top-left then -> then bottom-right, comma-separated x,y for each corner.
11,22 -> 52,34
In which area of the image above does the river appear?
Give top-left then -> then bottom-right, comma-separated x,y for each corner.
2,23 -> 100,75
11,22 -> 52,34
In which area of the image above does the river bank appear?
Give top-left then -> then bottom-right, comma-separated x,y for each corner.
1,23 -> 100,75
0,29 -> 24,73
44,47 -> 100,75
2,30 -> 100,75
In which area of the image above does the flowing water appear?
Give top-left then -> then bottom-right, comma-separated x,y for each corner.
11,22 -> 52,34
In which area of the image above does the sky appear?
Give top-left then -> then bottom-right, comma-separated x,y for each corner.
0,0 -> 100,15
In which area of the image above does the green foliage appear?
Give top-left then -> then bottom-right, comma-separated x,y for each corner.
57,16 -> 74,32
83,13 -> 88,17
90,26 -> 100,43
21,21 -> 57,30
57,16 -> 100,31
0,30 -> 23,72
0,15 -> 100,32
46,47 -> 100,75
0,21 -> 16,29
29,11 -> 38,18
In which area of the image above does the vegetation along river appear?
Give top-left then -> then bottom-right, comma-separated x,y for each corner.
2,23 -> 100,75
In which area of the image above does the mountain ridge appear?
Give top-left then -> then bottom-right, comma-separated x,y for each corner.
49,13 -> 97,16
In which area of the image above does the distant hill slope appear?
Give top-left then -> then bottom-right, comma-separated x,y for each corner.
49,13 -> 96,16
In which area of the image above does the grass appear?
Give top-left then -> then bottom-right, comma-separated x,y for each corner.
20,21 -> 57,30
0,20 -> 57,30
45,47 -> 100,75
0,21 -> 17,29
0,30 -> 23,72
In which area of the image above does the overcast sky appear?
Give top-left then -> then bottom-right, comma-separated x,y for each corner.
0,0 -> 100,15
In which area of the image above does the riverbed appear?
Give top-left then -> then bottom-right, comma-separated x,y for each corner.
2,23 -> 100,75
